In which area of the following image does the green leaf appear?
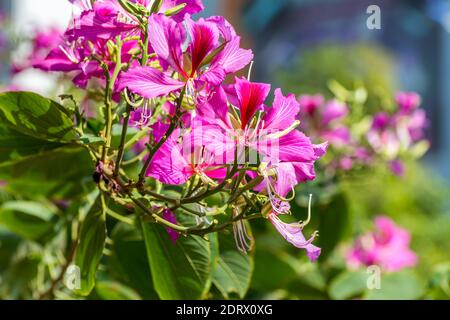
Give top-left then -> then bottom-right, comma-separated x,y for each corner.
110,223 -> 159,300
427,263 -> 450,299
141,220 -> 217,300
0,229 -> 21,272
0,91 -> 77,142
212,231 -> 254,299
0,255 -> 41,299
0,126 -> 65,167
0,147 -> 94,198
95,281 -> 142,300
74,196 -> 106,296
79,134 -> 105,146
251,248 -> 297,291
328,270 -> 368,300
316,192 -> 350,261
0,201 -> 58,241
364,271 -> 424,300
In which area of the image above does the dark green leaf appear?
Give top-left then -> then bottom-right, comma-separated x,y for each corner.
110,223 -> 159,300
328,270 -> 368,300
79,134 -> 105,146
0,201 -> 58,241
0,255 -> 41,299
74,196 -> 106,296
0,126 -> 65,167
316,192 -> 350,261
0,91 -> 77,142
364,270 -> 424,300
95,281 -> 142,300
0,147 -> 94,198
213,230 -> 254,299
141,220 -> 217,300
251,248 -> 296,291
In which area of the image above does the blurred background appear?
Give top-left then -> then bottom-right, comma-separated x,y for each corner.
0,0 -> 449,299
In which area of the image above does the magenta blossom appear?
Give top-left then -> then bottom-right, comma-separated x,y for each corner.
147,128 -> 227,185
67,0 -> 204,41
118,14 -> 253,99
194,79 -> 325,259
196,79 -> 327,182
396,91 -> 421,114
367,97 -> 428,176
347,216 -> 418,272
11,27 -> 63,74
299,95 -> 351,147
266,184 -> 321,261
35,37 -> 138,88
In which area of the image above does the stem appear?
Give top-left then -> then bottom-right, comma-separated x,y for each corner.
137,89 -> 185,188
124,127 -> 150,150
114,102 -> 132,178
106,208 -> 134,225
102,38 -> 123,162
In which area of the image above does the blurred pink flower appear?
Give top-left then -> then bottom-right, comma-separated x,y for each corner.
396,91 -> 421,114
347,216 -> 418,272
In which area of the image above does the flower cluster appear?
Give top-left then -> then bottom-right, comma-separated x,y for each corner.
346,216 -> 418,272
298,91 -> 429,176
30,0 -> 326,260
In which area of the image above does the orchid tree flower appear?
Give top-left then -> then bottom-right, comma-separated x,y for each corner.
34,38 -> 138,88
147,128 -> 228,185
347,216 -> 418,272
196,78 -> 327,180
118,14 -> 253,99
262,171 -> 321,261
67,0 -> 204,41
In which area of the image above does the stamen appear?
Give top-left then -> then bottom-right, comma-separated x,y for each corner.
300,194 -> 313,228
247,61 -> 254,81
59,45 -> 79,64
265,120 -> 301,140
232,208 -> 253,253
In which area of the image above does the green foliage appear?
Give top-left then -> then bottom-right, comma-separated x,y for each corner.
74,196 -> 106,296
141,220 -> 218,300
108,223 -> 159,300
0,201 -> 58,241
328,270 -> 368,300
0,126 -> 64,166
95,281 -> 141,300
0,91 -> 77,142
212,231 -> 254,299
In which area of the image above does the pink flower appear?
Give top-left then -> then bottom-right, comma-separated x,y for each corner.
299,95 -> 351,147
347,216 -> 418,272
118,14 -> 253,99
35,37 -> 138,88
11,27 -> 63,74
298,94 -> 324,116
197,79 -> 325,177
147,128 -> 227,185
395,91 -> 421,114
269,214 -> 321,261
67,0 -> 204,41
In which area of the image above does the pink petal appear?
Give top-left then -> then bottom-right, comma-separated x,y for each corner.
263,88 -> 300,131
235,78 -> 271,129
117,66 -> 185,99
147,129 -> 191,185
148,14 -> 186,74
